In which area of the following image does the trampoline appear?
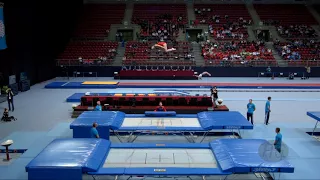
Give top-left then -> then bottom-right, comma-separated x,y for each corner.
25,138 -> 294,180
70,111 -> 253,142
307,111 -> 320,135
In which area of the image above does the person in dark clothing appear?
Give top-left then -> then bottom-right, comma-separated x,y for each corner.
1,108 -> 16,122
7,89 -> 14,111
211,86 -> 218,107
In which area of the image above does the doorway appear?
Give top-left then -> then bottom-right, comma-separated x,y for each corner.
117,29 -> 134,42
256,29 -> 271,42
186,29 -> 203,42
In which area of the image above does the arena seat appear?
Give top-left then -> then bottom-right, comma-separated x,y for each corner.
132,4 -> 187,38
123,41 -> 195,66
254,4 -> 317,25
58,41 -> 118,66
194,4 -> 251,40
274,41 -> 320,66
202,41 -> 276,67
73,4 -> 126,38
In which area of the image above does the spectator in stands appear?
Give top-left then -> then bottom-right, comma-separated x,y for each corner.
78,56 -> 83,63
154,102 -> 166,112
306,66 -> 311,79
90,122 -> 100,138
7,88 -> 14,111
274,127 -> 282,153
94,101 -> 102,111
247,99 -> 256,125
265,97 -> 271,125
116,32 -> 119,41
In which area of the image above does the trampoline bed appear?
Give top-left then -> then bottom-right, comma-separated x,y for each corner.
25,138 -> 294,180
70,111 -> 253,142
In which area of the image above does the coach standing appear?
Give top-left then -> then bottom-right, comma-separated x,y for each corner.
247,99 -> 255,125
265,97 -> 271,125
7,88 -> 14,111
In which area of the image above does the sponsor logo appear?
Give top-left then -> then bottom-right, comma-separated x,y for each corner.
225,126 -> 241,129
154,169 -> 166,172
252,168 -> 277,172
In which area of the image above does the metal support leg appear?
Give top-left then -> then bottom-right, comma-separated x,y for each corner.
200,131 -> 210,143
312,121 -> 319,136
113,130 -> 123,143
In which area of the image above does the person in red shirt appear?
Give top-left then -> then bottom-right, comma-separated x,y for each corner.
154,102 -> 167,112
152,41 -> 176,52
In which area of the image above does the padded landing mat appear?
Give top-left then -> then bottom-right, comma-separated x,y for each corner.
119,82 -> 320,89
45,82 -> 117,89
82,81 -> 118,85
46,81 -> 320,89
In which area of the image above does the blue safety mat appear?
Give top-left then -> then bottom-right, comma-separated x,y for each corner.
70,111 -> 252,137
44,82 -> 67,88
198,111 -> 253,130
45,82 -> 117,89
145,111 -> 176,117
26,139 -> 110,180
66,93 -> 113,102
211,139 -> 294,173
46,82 -> 320,89
26,139 -> 294,179
70,111 -> 125,129
307,112 -> 320,121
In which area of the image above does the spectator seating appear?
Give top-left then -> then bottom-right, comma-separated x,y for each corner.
74,4 -> 126,37
274,40 -> 320,66
194,4 -> 251,40
276,25 -> 317,39
254,4 -> 317,25
132,4 -> 187,39
202,41 -> 276,66
58,41 -> 118,66
123,41 -> 195,66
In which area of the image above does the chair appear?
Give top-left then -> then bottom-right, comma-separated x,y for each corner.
93,98 -> 99,107
189,98 -> 198,106
118,97 -> 126,106
178,98 -> 187,106
81,97 -> 87,106
166,98 -> 173,106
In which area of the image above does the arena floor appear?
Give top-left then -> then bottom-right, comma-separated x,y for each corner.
0,77 -> 320,179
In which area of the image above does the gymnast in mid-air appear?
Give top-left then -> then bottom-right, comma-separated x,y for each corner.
151,41 -> 176,52
195,71 -> 211,80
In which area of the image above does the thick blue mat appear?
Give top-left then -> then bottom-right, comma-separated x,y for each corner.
46,81 -> 320,89
45,82 -> 117,89
67,93 -> 113,102
70,111 -> 253,139
26,139 -> 110,180
25,139 -> 293,180
307,112 -> 320,122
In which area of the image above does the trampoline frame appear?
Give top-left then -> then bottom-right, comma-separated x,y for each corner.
112,128 -> 243,143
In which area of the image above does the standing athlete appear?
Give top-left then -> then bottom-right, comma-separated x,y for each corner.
247,99 -> 256,125
265,96 -> 271,125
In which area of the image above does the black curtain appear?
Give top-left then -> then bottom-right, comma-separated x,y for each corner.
0,0 -> 83,85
